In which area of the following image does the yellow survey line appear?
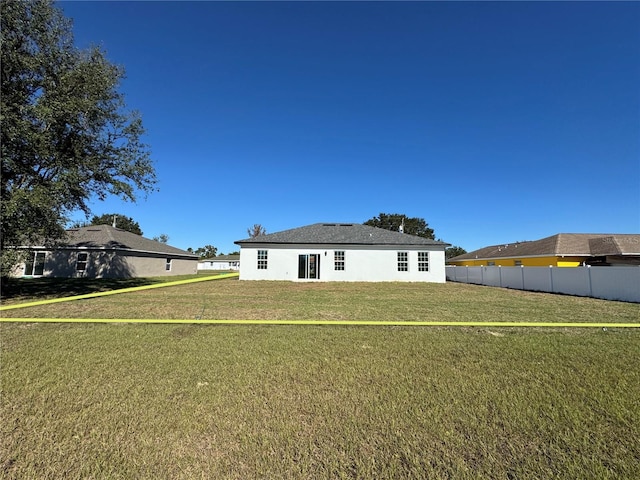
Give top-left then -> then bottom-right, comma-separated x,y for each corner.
0,318 -> 638,328
0,273 -> 239,311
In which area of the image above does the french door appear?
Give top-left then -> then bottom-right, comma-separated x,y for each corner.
298,254 -> 320,279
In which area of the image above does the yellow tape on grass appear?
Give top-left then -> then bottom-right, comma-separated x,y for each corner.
1,318 -> 638,328
0,273 -> 239,311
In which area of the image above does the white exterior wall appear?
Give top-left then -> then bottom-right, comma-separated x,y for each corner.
239,244 -> 446,282
198,260 -> 240,271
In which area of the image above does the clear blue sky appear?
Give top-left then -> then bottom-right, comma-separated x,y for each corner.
60,1 -> 640,254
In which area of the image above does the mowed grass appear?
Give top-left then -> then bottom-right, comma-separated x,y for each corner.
2,277 -> 639,324
1,279 -> 639,478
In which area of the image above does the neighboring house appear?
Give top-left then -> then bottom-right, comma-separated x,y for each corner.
15,225 -> 198,278
447,233 -> 640,267
198,254 -> 240,271
234,223 -> 450,282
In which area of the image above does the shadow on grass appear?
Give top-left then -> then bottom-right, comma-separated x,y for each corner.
1,277 -> 162,301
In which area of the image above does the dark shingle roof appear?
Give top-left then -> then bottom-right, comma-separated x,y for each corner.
235,223 -> 449,247
448,233 -> 640,262
63,225 -> 197,258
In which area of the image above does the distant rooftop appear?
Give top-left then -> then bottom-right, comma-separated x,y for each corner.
448,233 -> 640,262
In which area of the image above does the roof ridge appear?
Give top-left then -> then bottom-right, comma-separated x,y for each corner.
552,233 -> 563,256
104,224 -> 117,243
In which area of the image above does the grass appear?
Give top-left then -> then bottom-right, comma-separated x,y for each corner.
1,279 -> 639,478
2,277 -> 639,324
0,274 -> 209,304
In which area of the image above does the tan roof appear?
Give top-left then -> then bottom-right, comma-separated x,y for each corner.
449,233 -> 640,262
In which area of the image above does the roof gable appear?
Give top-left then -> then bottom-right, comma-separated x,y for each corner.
235,223 -> 449,247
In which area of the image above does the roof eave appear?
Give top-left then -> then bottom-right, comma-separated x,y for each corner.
235,241 -> 449,247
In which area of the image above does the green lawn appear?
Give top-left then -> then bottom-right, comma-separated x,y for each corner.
1,279 -> 639,478
2,277 -> 639,323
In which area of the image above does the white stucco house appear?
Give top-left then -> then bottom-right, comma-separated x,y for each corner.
234,223 -> 450,282
197,254 -> 240,271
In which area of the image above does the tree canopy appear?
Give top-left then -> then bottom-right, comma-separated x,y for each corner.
445,246 -> 467,260
363,213 -> 435,239
86,213 -> 143,235
1,0 -> 156,275
153,234 -> 169,244
247,224 -> 267,238
193,245 -> 217,259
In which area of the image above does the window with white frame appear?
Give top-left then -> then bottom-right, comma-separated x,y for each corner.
166,258 -> 172,271
397,252 -> 408,272
418,252 -> 429,271
24,252 -> 46,276
334,251 -> 345,271
257,250 -> 268,269
76,252 -> 88,272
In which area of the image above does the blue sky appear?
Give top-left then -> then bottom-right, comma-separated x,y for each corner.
60,1 -> 640,254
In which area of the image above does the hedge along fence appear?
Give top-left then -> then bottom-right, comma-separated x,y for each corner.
445,265 -> 640,303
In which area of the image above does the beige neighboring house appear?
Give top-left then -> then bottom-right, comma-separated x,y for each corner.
15,225 -> 198,278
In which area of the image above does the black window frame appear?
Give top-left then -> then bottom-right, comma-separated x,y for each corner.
397,251 -> 408,272
257,250 -> 268,270
76,252 -> 89,272
418,252 -> 429,272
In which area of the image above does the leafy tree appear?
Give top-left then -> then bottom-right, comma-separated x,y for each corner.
153,234 -> 169,244
363,213 -> 435,239
445,246 -> 467,260
87,213 -> 143,235
247,224 -> 266,238
194,245 -> 217,259
1,0 -> 156,276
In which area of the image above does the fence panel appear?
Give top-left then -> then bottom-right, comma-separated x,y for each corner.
501,267 -> 525,290
483,267 -> 501,287
590,267 -> 640,303
467,267 -> 484,284
551,267 -> 591,297
445,265 -> 639,303
522,266 -> 553,293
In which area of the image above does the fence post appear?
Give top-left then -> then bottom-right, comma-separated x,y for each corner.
549,265 -> 554,293
499,265 -> 502,288
521,265 -> 525,290
587,265 -> 593,298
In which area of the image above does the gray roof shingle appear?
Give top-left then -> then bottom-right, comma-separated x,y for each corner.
62,225 -> 197,258
235,223 -> 450,247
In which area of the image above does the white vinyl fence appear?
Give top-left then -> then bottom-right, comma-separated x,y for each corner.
446,266 -> 640,303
